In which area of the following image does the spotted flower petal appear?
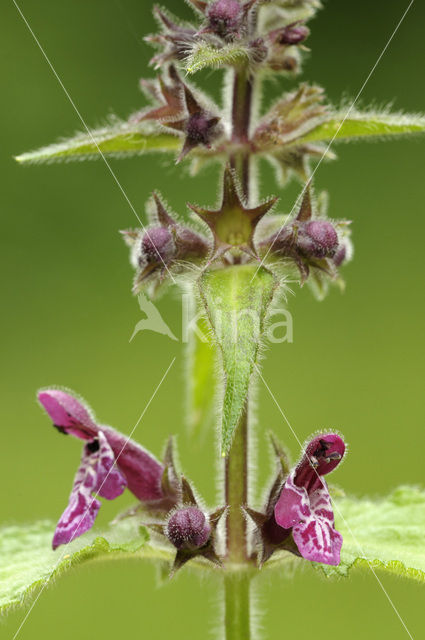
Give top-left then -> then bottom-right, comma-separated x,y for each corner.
274,433 -> 345,566
52,432 -> 126,549
275,471 -> 342,565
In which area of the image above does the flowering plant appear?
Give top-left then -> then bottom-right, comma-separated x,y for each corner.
3,1 -> 425,638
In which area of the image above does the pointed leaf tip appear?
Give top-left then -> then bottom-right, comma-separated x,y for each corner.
15,121 -> 181,164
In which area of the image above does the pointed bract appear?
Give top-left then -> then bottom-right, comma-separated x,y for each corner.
189,166 -> 277,258
141,67 -> 184,123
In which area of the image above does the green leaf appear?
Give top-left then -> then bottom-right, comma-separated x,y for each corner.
322,486 -> 425,582
185,43 -> 251,74
15,120 -> 181,164
187,311 -> 218,437
0,518 -> 173,614
296,110 -> 425,146
199,265 -> 277,454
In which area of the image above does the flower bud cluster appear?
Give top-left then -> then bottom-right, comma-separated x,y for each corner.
122,193 -> 210,292
259,189 -> 352,284
146,0 -> 315,75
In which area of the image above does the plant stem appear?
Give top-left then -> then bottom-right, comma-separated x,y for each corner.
222,64 -> 256,639
225,402 -> 249,563
224,66 -> 255,567
224,573 -> 251,640
230,68 -> 254,202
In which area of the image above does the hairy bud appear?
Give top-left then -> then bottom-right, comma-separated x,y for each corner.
140,227 -> 176,268
186,112 -> 220,145
166,507 -> 211,550
207,0 -> 243,38
298,220 -> 339,258
333,244 -> 347,267
278,23 -> 310,46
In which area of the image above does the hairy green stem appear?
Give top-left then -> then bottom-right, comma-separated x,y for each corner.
224,574 -> 252,640
224,65 -> 254,566
222,65 -> 255,638
225,402 -> 249,563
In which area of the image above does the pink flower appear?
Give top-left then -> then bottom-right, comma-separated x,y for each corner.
274,434 -> 345,566
38,388 -> 168,548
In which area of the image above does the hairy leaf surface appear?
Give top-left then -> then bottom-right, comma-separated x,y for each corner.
321,486 -> 425,582
294,111 -> 425,146
0,519 -> 170,614
199,265 -> 277,454
15,121 -> 180,164
185,43 -> 251,74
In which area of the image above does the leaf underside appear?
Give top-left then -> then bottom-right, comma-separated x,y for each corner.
15,121 -> 181,164
199,265 -> 277,455
320,486 -> 425,583
0,518 -> 171,615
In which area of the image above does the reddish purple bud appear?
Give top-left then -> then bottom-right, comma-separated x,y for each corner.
305,220 -> 338,251
298,220 -> 339,258
166,507 -> 211,550
278,23 -> 310,45
207,0 -> 243,37
186,112 -> 218,145
141,227 -> 176,267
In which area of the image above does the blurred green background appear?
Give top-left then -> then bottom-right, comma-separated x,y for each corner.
1,0 -> 424,638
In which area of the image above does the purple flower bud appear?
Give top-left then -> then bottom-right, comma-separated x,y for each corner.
186,112 -> 218,145
141,227 -> 176,267
305,220 -> 338,250
207,0 -> 243,37
166,507 -> 211,550
278,23 -> 310,45
333,245 -> 346,267
298,220 -> 339,258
